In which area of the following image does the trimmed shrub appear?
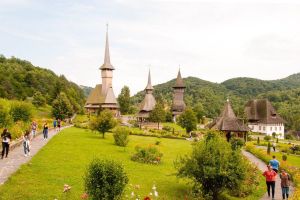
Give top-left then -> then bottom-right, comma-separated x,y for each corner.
264,135 -> 272,141
84,159 -> 128,200
10,102 -> 32,122
162,125 -> 172,132
257,137 -> 260,145
267,142 -> 271,155
131,145 -> 163,164
230,137 -> 245,150
282,154 -> 288,161
113,126 -> 130,147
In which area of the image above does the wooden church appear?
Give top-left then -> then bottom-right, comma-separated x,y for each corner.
85,27 -> 119,115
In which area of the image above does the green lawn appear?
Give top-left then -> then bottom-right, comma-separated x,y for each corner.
162,122 -> 185,132
0,127 -> 192,200
269,151 -> 300,168
0,127 -> 266,200
247,141 -> 300,168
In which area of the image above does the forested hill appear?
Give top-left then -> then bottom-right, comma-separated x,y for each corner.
0,55 -> 85,110
132,74 -> 300,130
222,73 -> 300,97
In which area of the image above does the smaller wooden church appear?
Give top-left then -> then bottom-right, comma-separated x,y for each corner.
207,99 -> 250,141
172,69 -> 186,121
137,70 -> 156,121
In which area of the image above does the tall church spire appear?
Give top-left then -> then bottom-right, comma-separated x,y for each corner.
100,24 -> 115,70
173,69 -> 185,88
145,69 -> 154,91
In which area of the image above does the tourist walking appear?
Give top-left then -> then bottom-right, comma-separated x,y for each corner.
57,119 -> 61,131
1,128 -> 12,159
43,122 -> 49,139
31,121 -> 37,138
53,119 -> 57,131
263,165 -> 277,200
23,130 -> 31,157
269,155 -> 280,173
280,169 -> 291,200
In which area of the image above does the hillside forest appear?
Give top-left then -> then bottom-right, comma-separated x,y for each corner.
0,55 -> 299,133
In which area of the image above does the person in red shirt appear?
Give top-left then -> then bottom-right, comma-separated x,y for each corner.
263,165 -> 277,200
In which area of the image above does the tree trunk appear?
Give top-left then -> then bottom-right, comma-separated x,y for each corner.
102,132 -> 105,138
158,122 -> 160,129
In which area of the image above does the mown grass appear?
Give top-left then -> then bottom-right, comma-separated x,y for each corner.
162,122 -> 185,132
0,127 -> 267,200
0,127 -> 192,200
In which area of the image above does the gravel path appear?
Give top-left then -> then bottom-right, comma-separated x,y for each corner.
242,150 -> 294,200
0,126 -> 70,185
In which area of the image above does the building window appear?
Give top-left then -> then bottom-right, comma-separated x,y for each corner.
252,126 -> 254,130
259,126 -> 261,130
270,127 -> 272,131
275,127 -> 277,131
279,127 -> 281,131
263,126 -> 266,131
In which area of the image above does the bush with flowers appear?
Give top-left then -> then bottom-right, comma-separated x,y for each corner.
131,145 -> 163,164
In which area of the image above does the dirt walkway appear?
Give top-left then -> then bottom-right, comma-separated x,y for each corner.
0,126 -> 70,185
242,150 -> 294,200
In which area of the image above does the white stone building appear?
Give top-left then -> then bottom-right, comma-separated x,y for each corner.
245,99 -> 285,139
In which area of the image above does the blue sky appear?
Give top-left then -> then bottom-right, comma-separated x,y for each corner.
1,0 -> 300,95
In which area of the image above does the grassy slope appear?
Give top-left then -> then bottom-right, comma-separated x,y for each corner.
0,127 -> 192,200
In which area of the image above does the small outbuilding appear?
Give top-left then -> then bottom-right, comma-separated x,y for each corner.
207,99 -> 250,141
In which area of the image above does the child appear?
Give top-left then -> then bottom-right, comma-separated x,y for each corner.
23,130 -> 31,157
280,169 -> 291,200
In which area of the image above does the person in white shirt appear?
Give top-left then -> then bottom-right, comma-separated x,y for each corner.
23,130 -> 31,157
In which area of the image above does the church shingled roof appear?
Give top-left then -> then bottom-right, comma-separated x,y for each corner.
173,69 -> 185,88
207,100 -> 250,132
245,99 -> 285,124
85,84 -> 105,105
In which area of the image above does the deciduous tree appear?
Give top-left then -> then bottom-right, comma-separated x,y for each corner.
177,108 -> 197,133
90,110 -> 117,138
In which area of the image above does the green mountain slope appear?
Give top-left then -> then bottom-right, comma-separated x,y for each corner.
0,55 -> 85,110
222,73 -> 300,97
132,74 -> 300,130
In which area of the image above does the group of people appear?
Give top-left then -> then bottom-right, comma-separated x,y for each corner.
1,118 -> 62,159
263,155 -> 291,200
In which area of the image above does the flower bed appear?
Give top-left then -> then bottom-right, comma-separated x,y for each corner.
131,145 -> 163,164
